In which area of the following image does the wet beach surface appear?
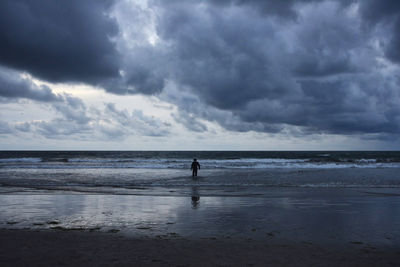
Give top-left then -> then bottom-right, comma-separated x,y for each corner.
1,188 -> 400,266
1,186 -> 400,266
1,188 -> 400,245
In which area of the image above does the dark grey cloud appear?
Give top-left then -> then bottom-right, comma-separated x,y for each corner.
359,0 -> 400,23
359,1 -> 400,63
149,0 -> 400,136
0,66 -> 61,102
101,1 -> 168,95
0,0 -> 119,84
154,0 -> 289,109
386,18 -> 400,63
52,95 -> 91,125
290,5 -> 364,78
162,85 -> 284,133
162,0 -> 354,19
172,111 -> 208,132
208,0 -> 317,19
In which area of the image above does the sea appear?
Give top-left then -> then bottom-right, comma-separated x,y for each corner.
1,151 -> 400,195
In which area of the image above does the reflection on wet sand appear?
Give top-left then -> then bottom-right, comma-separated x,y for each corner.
1,188 -> 400,247
191,186 -> 200,208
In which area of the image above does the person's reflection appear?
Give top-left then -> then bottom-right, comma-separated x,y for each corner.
191,186 -> 200,208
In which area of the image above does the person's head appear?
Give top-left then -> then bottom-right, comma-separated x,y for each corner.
193,158 -> 197,161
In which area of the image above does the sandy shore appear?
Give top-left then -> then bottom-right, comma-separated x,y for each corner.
1,188 -> 400,266
1,229 -> 399,267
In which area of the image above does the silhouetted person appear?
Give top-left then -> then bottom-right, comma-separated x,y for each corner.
191,158 -> 200,177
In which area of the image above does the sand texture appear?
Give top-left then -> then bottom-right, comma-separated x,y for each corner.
1,229 -> 399,267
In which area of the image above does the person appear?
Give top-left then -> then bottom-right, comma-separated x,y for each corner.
191,158 -> 200,177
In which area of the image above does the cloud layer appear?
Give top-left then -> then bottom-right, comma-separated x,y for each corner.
2,97 -> 171,140
1,0 -> 400,141
148,0 -> 400,136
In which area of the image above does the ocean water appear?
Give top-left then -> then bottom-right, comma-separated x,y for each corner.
1,151 -> 400,195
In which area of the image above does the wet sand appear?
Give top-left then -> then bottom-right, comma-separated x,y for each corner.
1,188 -> 400,266
1,229 -> 399,267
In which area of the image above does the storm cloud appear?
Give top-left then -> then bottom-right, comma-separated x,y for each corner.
0,66 -> 61,102
0,0 -> 119,84
147,0 -> 400,136
1,0 -> 400,140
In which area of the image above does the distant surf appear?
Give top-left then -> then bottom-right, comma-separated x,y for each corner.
1,151 -> 400,194
1,151 -> 400,169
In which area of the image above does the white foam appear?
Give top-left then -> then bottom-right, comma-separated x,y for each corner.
0,157 -> 42,163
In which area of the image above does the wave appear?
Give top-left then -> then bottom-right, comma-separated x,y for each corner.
0,157 -> 42,163
1,156 -> 400,169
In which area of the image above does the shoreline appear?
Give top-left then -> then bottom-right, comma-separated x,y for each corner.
2,167 -> 400,196
1,188 -> 400,266
1,189 -> 400,244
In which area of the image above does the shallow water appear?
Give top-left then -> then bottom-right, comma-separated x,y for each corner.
1,167 -> 400,196
1,188 -> 399,247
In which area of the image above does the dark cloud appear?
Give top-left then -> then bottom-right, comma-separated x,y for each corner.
162,0 -> 354,19
155,0 -> 288,109
150,0 -> 400,136
290,4 -> 363,77
0,0 -> 119,84
298,80 -> 400,134
386,19 -> 400,63
52,95 -> 91,125
162,85 -> 284,133
359,1 -> 400,63
359,0 -> 400,23
0,66 -> 61,102
208,0 -> 310,18
172,111 -> 208,132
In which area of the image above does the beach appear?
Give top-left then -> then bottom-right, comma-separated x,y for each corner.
1,228 -> 399,267
1,151 -> 400,265
1,188 -> 400,266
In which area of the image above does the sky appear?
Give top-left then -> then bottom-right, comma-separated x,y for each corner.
0,0 -> 400,150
